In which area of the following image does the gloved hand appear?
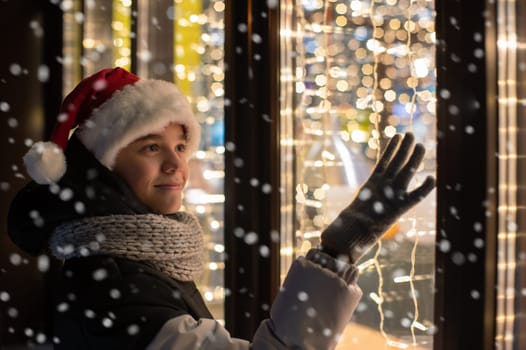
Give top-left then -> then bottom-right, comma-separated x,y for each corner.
320,132 -> 436,263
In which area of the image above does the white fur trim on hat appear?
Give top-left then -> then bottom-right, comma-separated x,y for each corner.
23,141 -> 66,185
76,79 -> 201,169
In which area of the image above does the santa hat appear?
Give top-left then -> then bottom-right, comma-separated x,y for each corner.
23,67 -> 201,185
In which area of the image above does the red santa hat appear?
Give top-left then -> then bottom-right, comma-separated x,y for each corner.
23,67 -> 201,185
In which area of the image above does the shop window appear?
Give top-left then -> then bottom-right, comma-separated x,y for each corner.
279,1 -> 436,348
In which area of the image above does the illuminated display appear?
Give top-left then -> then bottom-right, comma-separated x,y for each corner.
279,1 -> 436,348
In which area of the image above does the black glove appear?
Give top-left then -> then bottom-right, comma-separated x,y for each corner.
320,132 -> 436,263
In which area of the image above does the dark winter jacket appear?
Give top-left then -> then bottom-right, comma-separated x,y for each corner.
8,133 -> 363,349
53,255 -> 213,350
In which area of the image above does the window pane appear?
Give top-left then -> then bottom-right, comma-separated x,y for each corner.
279,1 -> 436,348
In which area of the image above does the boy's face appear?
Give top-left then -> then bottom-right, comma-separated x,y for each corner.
113,123 -> 189,214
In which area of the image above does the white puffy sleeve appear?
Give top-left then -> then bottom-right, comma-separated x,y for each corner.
147,255 -> 362,350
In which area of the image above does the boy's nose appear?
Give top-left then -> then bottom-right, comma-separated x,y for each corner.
162,151 -> 184,173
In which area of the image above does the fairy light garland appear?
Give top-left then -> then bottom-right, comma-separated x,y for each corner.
367,0 -> 390,345
112,0 -> 132,71
495,0 -> 522,348
368,0 -> 382,155
403,0 -> 421,347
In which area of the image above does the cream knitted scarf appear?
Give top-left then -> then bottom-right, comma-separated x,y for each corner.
49,212 -> 204,281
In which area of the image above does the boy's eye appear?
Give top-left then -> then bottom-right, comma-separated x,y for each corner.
176,144 -> 186,152
143,144 -> 160,152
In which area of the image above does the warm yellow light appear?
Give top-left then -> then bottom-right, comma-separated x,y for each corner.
174,64 -> 185,73
196,98 -> 210,112
296,81 -> 306,93
379,78 -> 392,89
396,29 -> 408,41
355,48 -> 367,59
83,38 -> 95,49
114,57 -> 130,67
385,90 -> 396,101
404,20 -> 417,33
314,74 -> 328,87
356,87 -> 369,98
195,205 -> 206,214
211,83 -> 224,97
362,75 -> 374,87
407,76 -> 419,88
362,64 -> 374,75
336,16 -> 348,27
384,125 -> 397,137
210,220 -> 220,230
373,28 -> 385,39
335,3 -> 347,14
213,1 -> 225,12
336,80 -> 349,91
210,49 -> 223,60
113,38 -> 123,47
399,93 -> 411,103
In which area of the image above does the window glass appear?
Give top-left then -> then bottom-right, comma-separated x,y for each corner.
279,1 -> 436,348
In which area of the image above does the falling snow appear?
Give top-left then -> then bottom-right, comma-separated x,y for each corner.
0,1 -> 524,350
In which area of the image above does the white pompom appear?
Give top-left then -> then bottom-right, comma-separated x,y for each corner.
23,141 -> 66,184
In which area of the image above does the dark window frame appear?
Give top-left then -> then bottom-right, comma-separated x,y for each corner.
434,1 -> 498,349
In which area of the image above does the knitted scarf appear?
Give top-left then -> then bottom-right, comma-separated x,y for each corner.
49,212 -> 204,281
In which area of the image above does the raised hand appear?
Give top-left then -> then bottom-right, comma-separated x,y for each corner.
320,132 -> 436,263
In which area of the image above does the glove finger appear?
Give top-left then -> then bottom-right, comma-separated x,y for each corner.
372,133 -> 402,175
403,175 -> 436,208
394,143 -> 426,190
384,132 -> 415,178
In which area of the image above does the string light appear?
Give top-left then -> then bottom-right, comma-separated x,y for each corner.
112,0 -> 132,71
495,0 -> 523,348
